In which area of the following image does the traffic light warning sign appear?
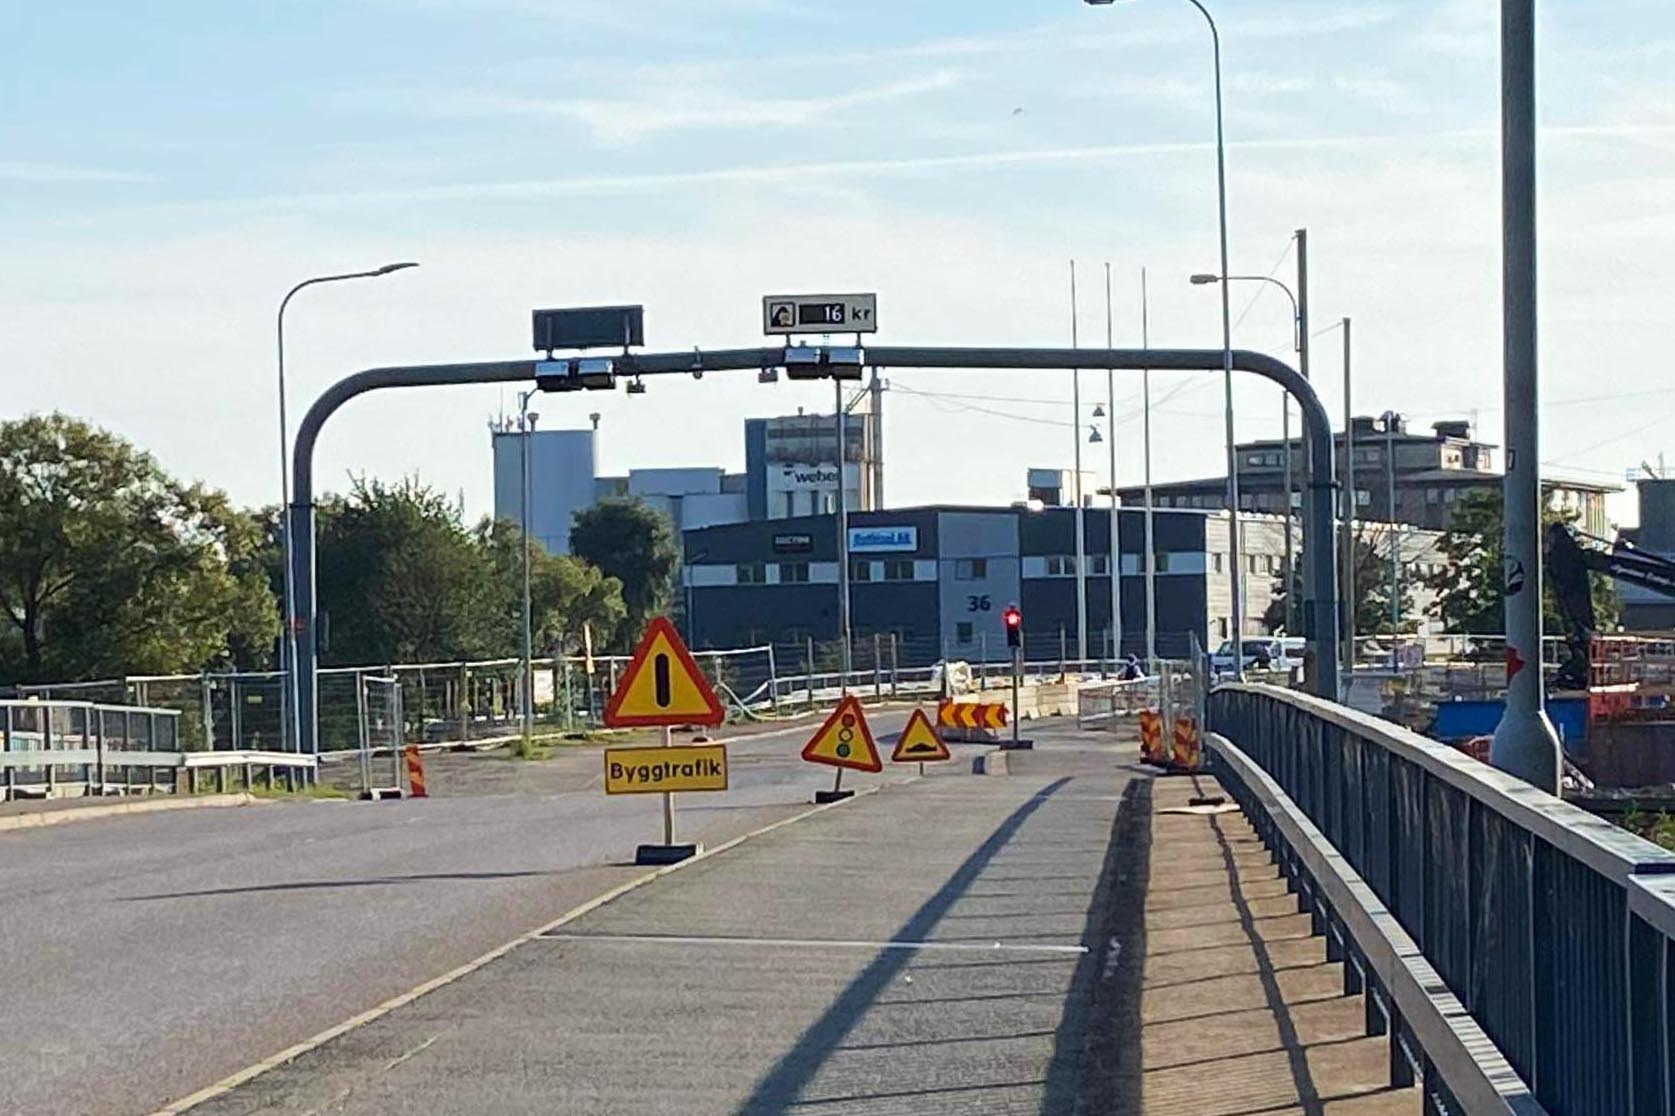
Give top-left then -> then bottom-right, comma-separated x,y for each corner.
603,617 -> 726,728
890,708 -> 950,763
800,695 -> 883,772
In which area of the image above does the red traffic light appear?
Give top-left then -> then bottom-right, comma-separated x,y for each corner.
1003,606 -> 1021,628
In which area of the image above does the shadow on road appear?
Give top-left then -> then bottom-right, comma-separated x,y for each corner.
120,869 -> 565,900
733,768 -> 1153,1115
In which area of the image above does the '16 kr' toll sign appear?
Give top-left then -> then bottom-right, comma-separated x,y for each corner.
603,744 -> 729,795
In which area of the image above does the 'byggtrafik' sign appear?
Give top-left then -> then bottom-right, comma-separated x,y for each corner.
847,526 -> 918,554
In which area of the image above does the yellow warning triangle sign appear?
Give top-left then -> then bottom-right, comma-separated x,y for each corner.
603,617 -> 726,728
890,708 -> 951,763
800,694 -> 882,772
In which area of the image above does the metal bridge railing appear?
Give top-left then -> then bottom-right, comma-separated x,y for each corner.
0,698 -> 311,801
1208,683 -> 1675,1116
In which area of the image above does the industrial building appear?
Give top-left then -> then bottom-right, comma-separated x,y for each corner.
490,409 -> 880,555
1116,415 -> 1616,536
681,505 -> 1299,665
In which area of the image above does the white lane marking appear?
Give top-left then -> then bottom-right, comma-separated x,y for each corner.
145,787 -> 886,1116
537,932 -> 1087,955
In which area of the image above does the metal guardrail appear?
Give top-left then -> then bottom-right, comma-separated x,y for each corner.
1,699 -> 313,800
1208,683 -> 1675,1116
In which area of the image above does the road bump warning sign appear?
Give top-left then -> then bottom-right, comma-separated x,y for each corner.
603,617 -> 726,728
800,695 -> 883,772
604,744 -> 729,795
890,709 -> 950,763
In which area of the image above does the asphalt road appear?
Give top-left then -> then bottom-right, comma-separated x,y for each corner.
0,707 -> 933,1116
191,724 -> 1147,1116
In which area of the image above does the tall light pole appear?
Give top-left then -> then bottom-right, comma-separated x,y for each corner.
1342,318 -> 1355,675
835,380 -> 851,683
1104,263 -> 1122,666
1141,268 -> 1158,663
1070,262 -> 1089,665
1381,410 -> 1402,641
1190,268 -> 1306,635
276,261 -> 417,753
1085,0 -> 1241,671
519,393 -> 538,753
1491,0 -> 1561,791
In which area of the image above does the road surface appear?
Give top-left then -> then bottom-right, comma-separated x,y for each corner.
0,707 -> 930,1116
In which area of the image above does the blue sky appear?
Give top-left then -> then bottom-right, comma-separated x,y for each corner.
4,0 -> 1672,521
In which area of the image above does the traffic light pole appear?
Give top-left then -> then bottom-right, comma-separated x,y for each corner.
288,344 -> 1338,755
1011,646 -> 1021,749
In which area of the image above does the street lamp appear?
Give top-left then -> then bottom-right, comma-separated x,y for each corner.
519,394 -> 539,754
835,380 -> 871,684
1190,270 -> 1307,636
1087,0 -> 1242,672
1380,410 -> 1402,647
276,261 -> 417,754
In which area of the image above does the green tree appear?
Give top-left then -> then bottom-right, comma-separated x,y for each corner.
0,414 -> 279,684
313,477 -> 502,665
569,499 -> 678,645
475,518 -> 626,655
1424,488 -> 1618,634
1264,523 -> 1417,637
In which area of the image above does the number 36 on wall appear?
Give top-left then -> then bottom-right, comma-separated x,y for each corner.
967,594 -> 992,613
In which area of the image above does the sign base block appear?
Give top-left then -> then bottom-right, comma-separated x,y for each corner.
999,740 -> 1035,751
359,787 -> 405,801
813,789 -> 855,804
635,843 -> 701,866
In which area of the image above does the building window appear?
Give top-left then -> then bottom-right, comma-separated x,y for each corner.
779,562 -> 809,584
1155,552 -> 1172,573
1211,553 -> 1224,573
955,621 -> 974,644
737,562 -> 767,584
1045,555 -> 1077,577
1090,555 -> 1109,576
850,560 -> 873,582
955,558 -> 988,580
1356,489 -> 1371,507
882,559 -> 914,581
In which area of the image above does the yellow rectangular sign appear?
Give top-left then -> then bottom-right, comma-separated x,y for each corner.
603,744 -> 728,795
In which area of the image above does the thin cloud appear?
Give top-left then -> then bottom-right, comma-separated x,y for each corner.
0,161 -> 154,184
163,130 -> 1509,215
371,71 -> 963,142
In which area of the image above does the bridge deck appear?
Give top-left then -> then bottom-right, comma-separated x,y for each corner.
1142,775 -> 1418,1115
177,729 -> 1420,1116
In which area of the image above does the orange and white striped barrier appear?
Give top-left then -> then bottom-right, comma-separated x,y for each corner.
1138,710 -> 1165,765
1171,716 -> 1201,773
937,700 -> 1008,730
402,744 -> 429,798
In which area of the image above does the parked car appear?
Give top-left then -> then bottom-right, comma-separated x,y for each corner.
1210,637 -> 1306,675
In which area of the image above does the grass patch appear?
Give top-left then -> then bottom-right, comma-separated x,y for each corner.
249,782 -> 351,801
508,736 -> 554,761
1622,807 -> 1675,853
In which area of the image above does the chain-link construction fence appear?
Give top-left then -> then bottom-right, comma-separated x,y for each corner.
11,646 -> 780,754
